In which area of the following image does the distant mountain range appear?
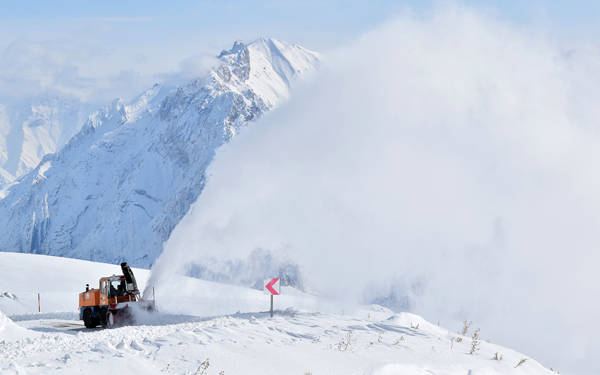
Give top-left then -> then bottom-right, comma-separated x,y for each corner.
0,96 -> 93,185
0,38 -> 319,267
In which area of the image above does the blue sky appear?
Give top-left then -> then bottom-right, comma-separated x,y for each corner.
2,0 -> 599,50
0,0 -> 599,102
0,1 -> 425,52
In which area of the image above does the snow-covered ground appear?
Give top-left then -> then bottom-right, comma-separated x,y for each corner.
0,252 -> 320,318
0,252 -> 555,374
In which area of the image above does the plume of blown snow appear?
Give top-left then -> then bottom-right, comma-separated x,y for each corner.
149,6 -> 600,374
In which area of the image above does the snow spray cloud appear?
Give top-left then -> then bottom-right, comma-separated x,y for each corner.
150,6 -> 600,374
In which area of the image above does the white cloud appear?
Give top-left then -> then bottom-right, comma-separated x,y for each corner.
0,38 -> 219,105
150,6 -> 600,374
0,39 -> 140,103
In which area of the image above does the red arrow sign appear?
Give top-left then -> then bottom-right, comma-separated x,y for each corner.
264,278 -> 280,295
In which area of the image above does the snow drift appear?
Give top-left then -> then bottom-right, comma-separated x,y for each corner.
151,7 -> 600,375
0,309 -> 36,342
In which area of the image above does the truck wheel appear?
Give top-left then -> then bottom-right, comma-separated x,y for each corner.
105,310 -> 115,329
83,309 -> 96,328
99,308 -> 108,327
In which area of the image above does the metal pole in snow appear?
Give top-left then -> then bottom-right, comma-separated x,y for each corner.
153,287 -> 156,309
270,294 -> 274,318
38,293 -> 40,313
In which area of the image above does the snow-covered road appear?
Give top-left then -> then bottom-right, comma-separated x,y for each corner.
2,308 -> 553,375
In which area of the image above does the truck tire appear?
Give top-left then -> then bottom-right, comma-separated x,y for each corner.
83,309 -> 96,328
99,308 -> 108,328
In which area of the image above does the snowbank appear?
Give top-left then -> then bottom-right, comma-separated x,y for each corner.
1,306 -> 553,375
371,364 -> 440,375
0,309 -> 36,342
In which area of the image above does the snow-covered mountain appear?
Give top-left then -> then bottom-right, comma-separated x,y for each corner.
0,96 -> 92,185
0,38 -> 319,267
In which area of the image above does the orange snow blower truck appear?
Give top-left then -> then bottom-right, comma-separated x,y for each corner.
78,262 -> 153,328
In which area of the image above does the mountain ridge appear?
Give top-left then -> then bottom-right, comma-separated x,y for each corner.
0,96 -> 93,186
0,38 -> 319,267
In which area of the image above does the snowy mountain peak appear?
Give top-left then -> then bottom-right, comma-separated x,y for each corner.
0,39 -> 319,267
218,39 -> 247,58
215,38 -> 319,108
